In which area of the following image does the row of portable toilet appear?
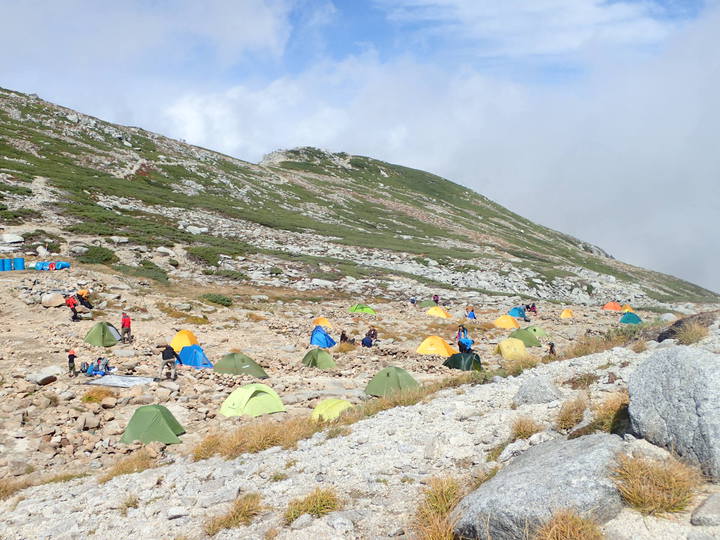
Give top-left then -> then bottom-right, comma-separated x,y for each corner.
0,258 -> 25,271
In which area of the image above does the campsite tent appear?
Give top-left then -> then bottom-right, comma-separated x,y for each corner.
120,405 -> 185,444
178,345 -> 212,369
416,336 -> 458,357
84,322 -> 120,347
622,304 -> 635,313
496,338 -> 527,361
509,328 -> 541,347
311,398 -> 353,421
312,316 -> 332,328
170,330 -> 199,353
310,326 -> 337,348
418,300 -> 437,308
620,312 -> 642,325
560,309 -> 574,319
214,353 -> 268,378
302,349 -> 336,369
526,325 -> 549,338
493,315 -> 520,329
426,306 -> 451,319
443,352 -> 482,371
219,383 -> 285,418
365,366 -> 419,397
348,304 -> 376,314
603,301 -> 622,312
508,306 -> 526,318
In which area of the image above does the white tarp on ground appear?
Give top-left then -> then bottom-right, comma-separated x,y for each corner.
85,375 -> 154,388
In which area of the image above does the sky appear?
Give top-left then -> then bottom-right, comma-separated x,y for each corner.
1,0 -> 719,292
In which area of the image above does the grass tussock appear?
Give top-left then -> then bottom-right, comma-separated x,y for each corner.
413,476 -> 462,540
81,388 -> 116,403
38,472 -> 88,485
569,391 -> 629,439
503,356 -> 540,377
511,417 -> 543,441
120,494 -> 139,516
334,342 -> 356,354
555,396 -> 588,431
205,493 -> 263,536
613,454 -> 701,515
562,328 -> 637,360
283,488 -> 341,525
631,341 -> 648,353
676,322 -> 709,345
99,449 -> 156,484
534,509 -> 604,540
326,426 -> 351,439
0,476 -> 33,501
247,312 -> 267,322
486,441 -> 509,462
563,373 -> 599,390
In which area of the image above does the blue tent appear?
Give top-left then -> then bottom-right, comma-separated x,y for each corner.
508,306 -> 526,318
178,345 -> 213,369
310,326 -> 337,348
620,312 -> 642,325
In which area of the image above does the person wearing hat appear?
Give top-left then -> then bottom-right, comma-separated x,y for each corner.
67,349 -> 77,377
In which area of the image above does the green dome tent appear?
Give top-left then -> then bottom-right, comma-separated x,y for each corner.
219,383 -> 285,418
509,328 -> 541,347
365,366 -> 419,397
443,352 -> 483,371
84,322 -> 121,347
302,349 -> 336,369
348,304 -> 376,314
418,300 -> 437,308
214,353 -> 268,378
120,405 -> 185,444
526,326 -> 549,338
311,398 -> 353,422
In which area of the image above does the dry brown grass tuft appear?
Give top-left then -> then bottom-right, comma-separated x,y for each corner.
412,476 -> 462,540
283,488 -> 341,525
592,391 -> 629,432
511,417 -> 544,441
555,395 -> 588,431
486,441 -> 509,462
326,426 -> 351,439
0,476 -> 33,501
468,467 -> 499,490
563,373 -> 600,390
81,388 -> 116,403
613,454 -> 701,515
676,322 -> 709,345
205,493 -> 263,536
334,342 -> 356,354
503,355 -> 540,376
157,303 -> 210,325
247,312 -> 267,322
99,449 -> 156,484
534,509 -> 604,540
631,341 -> 648,353
563,334 -> 629,360
120,494 -> 139,516
38,472 -> 88,485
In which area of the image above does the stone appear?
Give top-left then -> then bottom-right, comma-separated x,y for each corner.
513,375 -> 561,405
26,366 -> 63,384
41,293 -> 65,308
628,347 -> 720,478
173,303 -> 192,312
159,381 -> 179,392
290,513 -> 313,529
70,245 -> 89,255
109,236 -> 129,244
166,507 -> 188,520
497,438 -> 530,463
452,434 -> 625,539
691,493 -> 720,526
113,349 -> 137,358
1,233 -> 24,243
100,397 -> 117,409
155,246 -> 175,257
156,388 -> 171,401
36,245 -> 49,257
186,226 -> 208,235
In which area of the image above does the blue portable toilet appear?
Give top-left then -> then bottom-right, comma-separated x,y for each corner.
12,258 -> 25,270
0,259 -> 11,271
310,326 -> 336,348
178,345 -> 213,369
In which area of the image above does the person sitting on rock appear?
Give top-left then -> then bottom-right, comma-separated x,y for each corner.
529,303 -> 537,314
64,294 -> 80,322
361,335 -> 373,348
120,312 -> 132,343
366,327 -> 378,341
340,331 -> 355,344
159,345 -> 181,380
67,349 -> 77,377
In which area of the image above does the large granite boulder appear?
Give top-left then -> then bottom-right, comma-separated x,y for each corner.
513,375 -> 561,405
629,346 -> 720,478
41,293 -> 65,308
452,433 -> 624,539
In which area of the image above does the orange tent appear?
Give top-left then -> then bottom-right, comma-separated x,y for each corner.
622,304 -> 634,313
602,302 -> 622,312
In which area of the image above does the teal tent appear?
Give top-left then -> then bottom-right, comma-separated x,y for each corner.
620,312 -> 642,325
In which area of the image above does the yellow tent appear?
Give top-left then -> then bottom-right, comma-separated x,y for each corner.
311,398 -> 353,422
496,338 -> 527,361
416,336 -> 458,357
622,304 -> 634,313
312,316 -> 332,328
560,309 -> 574,319
426,306 -> 451,319
170,329 -> 199,353
493,315 -> 520,329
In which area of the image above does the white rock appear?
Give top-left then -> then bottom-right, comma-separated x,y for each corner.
1,233 -> 24,243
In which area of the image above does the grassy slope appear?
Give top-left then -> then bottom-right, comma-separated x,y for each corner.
0,88 -> 716,302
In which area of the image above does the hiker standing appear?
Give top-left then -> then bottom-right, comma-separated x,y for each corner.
159,345 -> 180,380
432,294 -> 440,305
548,342 -> 556,356
120,312 -> 132,344
67,349 -> 77,377
340,330 -> 349,343
65,295 -> 80,322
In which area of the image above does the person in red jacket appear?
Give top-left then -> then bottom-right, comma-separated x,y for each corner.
65,295 -> 79,322
120,312 -> 132,343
